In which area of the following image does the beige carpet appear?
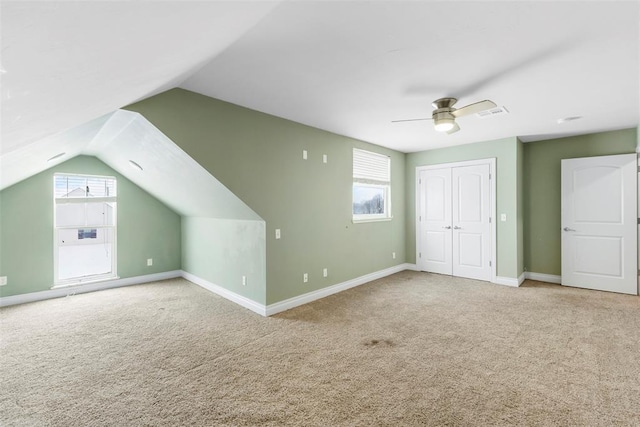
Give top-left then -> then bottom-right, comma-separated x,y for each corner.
1,271 -> 639,426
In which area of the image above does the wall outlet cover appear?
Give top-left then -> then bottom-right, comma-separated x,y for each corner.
0,276 -> 7,286
303,273 -> 308,283
147,258 -> 153,266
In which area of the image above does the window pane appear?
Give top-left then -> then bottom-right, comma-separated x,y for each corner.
86,177 -> 116,197
353,185 -> 385,215
58,228 -> 114,281
86,202 -> 115,226
54,174 -> 116,198
55,203 -> 85,227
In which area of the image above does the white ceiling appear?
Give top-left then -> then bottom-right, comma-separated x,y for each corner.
1,1 -> 280,155
182,1 -> 639,152
1,1 -> 639,179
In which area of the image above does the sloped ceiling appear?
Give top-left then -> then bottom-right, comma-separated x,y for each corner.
1,1 -> 638,191
0,1 -> 280,155
86,111 -> 261,221
1,109 -> 262,221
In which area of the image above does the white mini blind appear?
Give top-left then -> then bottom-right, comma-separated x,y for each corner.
54,174 -> 117,199
353,149 -> 390,183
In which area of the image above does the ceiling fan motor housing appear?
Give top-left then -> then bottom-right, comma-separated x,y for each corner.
432,98 -> 458,132
432,97 -> 458,109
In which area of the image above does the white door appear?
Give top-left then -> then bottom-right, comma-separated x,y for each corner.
452,164 -> 492,281
419,167 -> 452,275
418,161 -> 493,281
561,153 -> 637,295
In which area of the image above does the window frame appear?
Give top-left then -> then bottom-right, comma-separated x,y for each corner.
53,173 -> 118,288
352,149 -> 392,223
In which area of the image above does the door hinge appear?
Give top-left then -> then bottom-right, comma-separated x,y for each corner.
489,261 -> 492,267
489,173 -> 492,180
489,217 -> 492,223
419,215 -> 421,221
419,178 -> 422,184
419,252 -> 421,258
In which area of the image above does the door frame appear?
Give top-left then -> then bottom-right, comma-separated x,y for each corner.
416,158 -> 497,283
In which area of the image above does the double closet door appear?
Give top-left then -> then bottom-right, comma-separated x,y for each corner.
417,160 -> 494,281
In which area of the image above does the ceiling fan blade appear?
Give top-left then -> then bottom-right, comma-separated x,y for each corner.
391,117 -> 432,123
452,100 -> 497,118
446,122 -> 460,135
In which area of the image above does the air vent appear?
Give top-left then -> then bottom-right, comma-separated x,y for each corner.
476,106 -> 509,118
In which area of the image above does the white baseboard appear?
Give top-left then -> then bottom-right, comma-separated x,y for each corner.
0,270 -> 182,308
182,264 -> 413,317
265,263 -> 413,316
180,271 -> 267,316
404,263 -> 419,271
1,264 -> 413,317
524,272 -> 562,284
493,274 -> 524,287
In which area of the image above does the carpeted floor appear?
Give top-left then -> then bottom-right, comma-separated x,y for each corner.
1,271 -> 639,426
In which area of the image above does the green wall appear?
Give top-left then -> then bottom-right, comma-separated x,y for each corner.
126,88 -> 406,305
0,155 -> 182,297
405,137 -> 522,279
182,218 -> 266,304
523,128 -> 637,275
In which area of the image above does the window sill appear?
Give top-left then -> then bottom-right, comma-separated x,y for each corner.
352,216 -> 393,224
52,275 -> 119,289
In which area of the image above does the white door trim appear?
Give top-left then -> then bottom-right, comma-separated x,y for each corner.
416,158 -> 497,283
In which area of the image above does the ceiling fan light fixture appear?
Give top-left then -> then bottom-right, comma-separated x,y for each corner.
433,112 -> 455,132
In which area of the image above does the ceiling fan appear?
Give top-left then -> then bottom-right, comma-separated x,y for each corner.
392,98 -> 497,134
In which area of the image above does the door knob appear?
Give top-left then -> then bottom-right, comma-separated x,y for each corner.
453,226 -> 462,230
443,226 -> 452,229
563,227 -> 576,232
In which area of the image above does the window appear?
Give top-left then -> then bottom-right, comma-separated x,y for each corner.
53,174 -> 117,286
353,148 -> 391,221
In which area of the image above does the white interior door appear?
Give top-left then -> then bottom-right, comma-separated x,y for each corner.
418,160 -> 494,281
452,164 -> 492,281
419,168 -> 452,275
561,153 -> 637,295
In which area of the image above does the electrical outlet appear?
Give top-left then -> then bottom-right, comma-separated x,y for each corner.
242,276 -> 247,286
303,273 -> 308,283
147,258 -> 153,266
323,154 -> 327,164
323,268 -> 328,277
392,252 -> 396,259
0,276 -> 7,286
275,229 -> 281,239
500,213 -> 507,222
302,150 -> 308,160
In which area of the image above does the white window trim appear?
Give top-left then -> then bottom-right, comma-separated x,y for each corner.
353,149 -> 392,222
53,173 -> 118,288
